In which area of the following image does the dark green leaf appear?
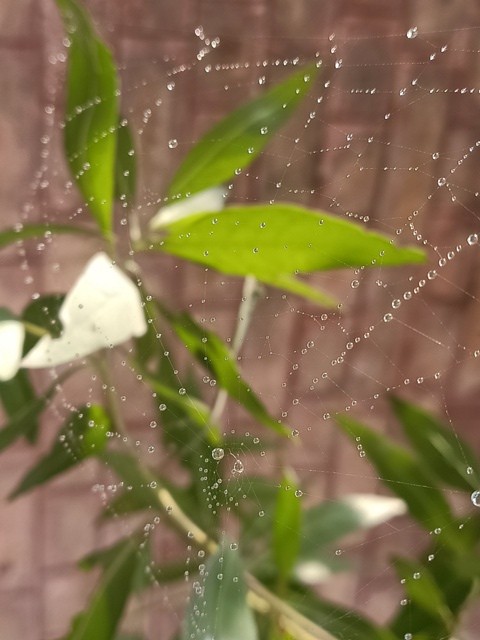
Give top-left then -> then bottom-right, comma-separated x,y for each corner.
273,471 -> 302,583
181,541 -> 258,640
393,557 -> 453,627
63,539 -> 138,640
0,368 -> 79,453
390,395 -> 480,492
286,584 -> 396,640
101,450 -> 163,513
115,119 -> 136,204
168,65 -> 318,199
10,404 -> 109,499
22,294 -> 64,354
159,205 -> 425,305
0,369 -> 38,443
335,416 -> 457,547
0,223 -> 97,251
161,306 -> 287,436
55,0 -> 118,239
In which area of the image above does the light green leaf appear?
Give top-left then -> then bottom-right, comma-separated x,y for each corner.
10,405 -> 109,499
273,471 -> 302,583
55,0 -> 118,239
335,416 -> 457,547
168,65 -> 318,198
158,204 -> 425,304
390,395 -> 480,492
160,306 -> 287,436
63,538 -> 138,640
115,119 -> 136,204
0,223 -> 97,251
181,542 -> 258,640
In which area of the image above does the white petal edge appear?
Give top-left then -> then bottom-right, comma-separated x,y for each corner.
342,493 -> 407,528
0,320 -> 25,381
22,252 -> 147,369
149,186 -> 227,230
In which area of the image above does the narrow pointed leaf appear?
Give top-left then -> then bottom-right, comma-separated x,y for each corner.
55,0 -> 118,238
63,539 -> 138,640
22,294 -> 64,354
0,369 -> 38,442
335,416 -> 456,545
273,471 -> 302,583
161,306 -> 287,435
0,223 -> 97,250
10,405 -> 109,499
390,395 -> 480,492
181,542 -> 258,640
158,205 -> 425,303
0,368 -> 79,453
168,65 -> 318,198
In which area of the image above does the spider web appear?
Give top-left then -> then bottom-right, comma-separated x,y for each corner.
4,1 -> 480,639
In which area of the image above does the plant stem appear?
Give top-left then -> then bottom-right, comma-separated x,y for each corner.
210,275 -> 263,424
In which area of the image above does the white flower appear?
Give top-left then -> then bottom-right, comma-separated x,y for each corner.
0,320 -> 25,381
2,252 -> 148,375
149,186 -> 226,229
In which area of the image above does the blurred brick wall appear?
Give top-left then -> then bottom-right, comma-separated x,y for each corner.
2,0 -> 480,638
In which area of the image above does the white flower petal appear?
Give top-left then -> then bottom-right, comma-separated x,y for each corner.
342,493 -> 407,528
149,186 -> 227,229
0,320 -> 25,381
22,252 -> 147,369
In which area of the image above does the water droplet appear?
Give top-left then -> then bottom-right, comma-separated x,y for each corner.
392,299 -> 401,309
351,280 -> 359,288
212,448 -> 224,461
334,59 -> 343,69
432,152 -> 439,160
404,634 -> 413,640
406,27 -> 418,39
413,572 -> 421,580
295,489 -> 303,497
467,233 -> 478,245
168,139 -> 178,149
233,459 -> 244,474
230,542 -> 238,550
260,126 -> 268,135
384,313 -> 394,323
467,466 -> 473,475
471,490 -> 480,507
178,388 -> 186,395
437,177 -> 446,187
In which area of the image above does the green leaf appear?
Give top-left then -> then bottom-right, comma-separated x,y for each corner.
55,0 -> 118,239
181,541 -> 258,640
300,494 -> 406,558
393,557 -> 453,627
0,223 -> 97,251
286,584 -> 396,640
63,538 -> 138,640
390,395 -> 480,492
10,405 -> 109,499
158,204 -> 425,304
168,65 -> 318,199
0,368 -> 78,453
273,471 -> 302,584
160,306 -> 287,436
0,369 -> 38,443
101,450 -> 163,513
335,416 -> 457,547
22,294 -> 64,354
115,119 -> 136,204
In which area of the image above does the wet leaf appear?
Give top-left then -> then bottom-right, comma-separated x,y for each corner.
0,369 -> 38,443
168,65 -> 318,198
10,405 -> 109,499
55,0 -> 118,239
63,538 -> 138,640
273,471 -> 302,583
159,204 -> 425,305
390,395 -> 480,492
181,541 -> 258,640
22,294 -> 64,354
